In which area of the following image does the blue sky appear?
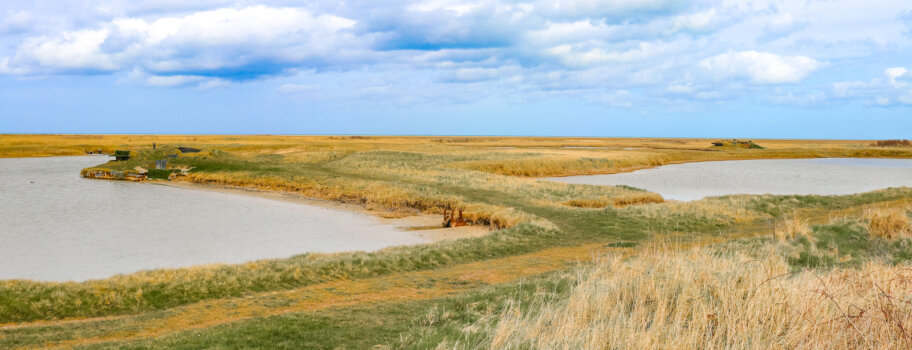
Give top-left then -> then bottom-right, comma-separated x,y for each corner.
1,0 -> 910,138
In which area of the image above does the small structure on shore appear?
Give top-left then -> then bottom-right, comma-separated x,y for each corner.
178,146 -> 201,153
155,159 -> 168,169
710,139 -> 764,149
113,150 -> 131,161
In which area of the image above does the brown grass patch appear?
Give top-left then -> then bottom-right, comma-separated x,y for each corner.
863,207 -> 912,239
774,214 -> 812,241
562,193 -> 664,209
478,246 -> 912,350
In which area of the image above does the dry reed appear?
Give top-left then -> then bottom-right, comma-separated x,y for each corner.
863,207 -> 912,239
774,214 -> 812,241
475,245 -> 912,349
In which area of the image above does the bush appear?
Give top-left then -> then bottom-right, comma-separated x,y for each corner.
147,169 -> 171,180
871,139 -> 912,147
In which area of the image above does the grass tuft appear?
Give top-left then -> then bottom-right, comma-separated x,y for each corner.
863,206 -> 912,240
774,214 -> 811,241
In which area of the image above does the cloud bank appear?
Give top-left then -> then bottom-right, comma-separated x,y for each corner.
1,0 -> 910,108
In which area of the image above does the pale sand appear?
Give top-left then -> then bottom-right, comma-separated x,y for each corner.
149,180 -> 490,242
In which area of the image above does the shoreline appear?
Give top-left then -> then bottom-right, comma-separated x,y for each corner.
146,180 -> 490,243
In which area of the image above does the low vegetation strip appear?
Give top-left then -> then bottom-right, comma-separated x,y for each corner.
0,243 -> 609,349
0,224 -> 557,323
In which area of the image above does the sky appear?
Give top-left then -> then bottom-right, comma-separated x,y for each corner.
0,0 -> 910,138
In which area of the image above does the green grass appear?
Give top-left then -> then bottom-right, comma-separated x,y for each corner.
785,220 -> 912,269
57,270 -> 577,350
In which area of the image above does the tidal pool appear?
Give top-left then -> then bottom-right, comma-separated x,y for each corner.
548,158 -> 912,201
0,156 -> 427,282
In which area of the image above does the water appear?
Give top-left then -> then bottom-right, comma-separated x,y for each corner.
0,156 -> 427,282
548,158 -> 912,201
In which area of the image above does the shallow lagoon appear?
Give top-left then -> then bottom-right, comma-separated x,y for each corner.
548,158 -> 912,201
0,156 -> 427,281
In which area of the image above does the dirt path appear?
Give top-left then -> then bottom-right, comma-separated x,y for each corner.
3,243 -> 618,349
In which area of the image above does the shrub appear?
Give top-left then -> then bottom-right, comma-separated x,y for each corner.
147,169 -> 171,180
871,139 -> 912,147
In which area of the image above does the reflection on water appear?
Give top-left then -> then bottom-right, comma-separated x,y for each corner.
0,156 -> 426,282
548,158 -> 912,201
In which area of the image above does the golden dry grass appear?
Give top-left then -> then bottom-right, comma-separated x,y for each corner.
863,206 -> 912,239
774,214 -> 812,241
477,244 -> 912,350
561,192 -> 665,209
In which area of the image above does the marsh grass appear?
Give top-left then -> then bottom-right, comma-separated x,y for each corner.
3,134 -> 912,345
422,230 -> 912,349
474,247 -> 912,349
561,192 -> 665,209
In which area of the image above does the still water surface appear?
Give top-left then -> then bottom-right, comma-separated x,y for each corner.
549,158 -> 912,201
0,156 -> 427,281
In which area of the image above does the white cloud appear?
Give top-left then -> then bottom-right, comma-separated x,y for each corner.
526,20 -> 612,44
885,67 -> 910,88
15,28 -> 116,72
0,0 -> 910,111
3,6 -> 361,77
832,67 -> 912,107
536,0 -> 684,19
700,50 -> 821,84
547,41 -> 670,67
673,8 -> 719,32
